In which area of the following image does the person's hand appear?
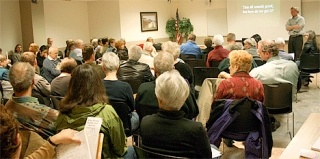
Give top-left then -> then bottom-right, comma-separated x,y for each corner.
50,129 -> 81,145
218,71 -> 231,79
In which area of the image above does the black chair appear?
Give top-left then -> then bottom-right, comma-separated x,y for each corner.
134,145 -> 188,159
109,100 -> 132,137
122,79 -> 143,94
184,59 -> 206,71
180,54 -> 197,60
193,67 -> 221,86
136,103 -> 159,122
263,83 -> 294,139
50,95 -> 64,110
211,61 -> 221,67
300,53 -> 320,88
207,98 -> 271,158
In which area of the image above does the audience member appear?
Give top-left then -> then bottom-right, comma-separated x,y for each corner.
120,38 -> 129,53
117,45 -> 154,82
101,52 -> 139,131
64,39 -> 73,57
0,54 -> 13,103
95,38 -> 102,53
0,106 -> 80,159
12,44 -> 23,64
42,47 -> 61,83
146,37 -> 154,43
251,34 -> 262,44
97,38 -> 108,59
28,43 -> 39,55
275,37 -> 294,61
6,62 -> 59,138
142,41 -> 157,57
224,33 -> 236,51
116,40 -> 128,61
243,38 -> 259,58
0,48 -> 2,54
180,33 -> 202,58
47,38 -> 53,48
69,40 -> 83,64
206,34 -> 230,67
139,42 -> 155,74
0,54 -> 10,81
135,52 -> 198,120
21,52 -> 51,106
107,38 -> 117,53
162,41 -> 194,89
72,39 -> 84,59
202,37 -> 214,54
36,45 -> 48,68
82,44 -> 105,79
140,70 -> 211,158
301,30 -> 319,54
51,57 -> 77,97
91,38 -> 99,49
55,64 -> 135,158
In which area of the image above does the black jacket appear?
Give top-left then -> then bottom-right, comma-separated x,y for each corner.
302,41 -> 319,54
117,60 -> 154,83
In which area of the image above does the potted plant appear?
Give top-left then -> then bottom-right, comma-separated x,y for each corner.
165,17 -> 194,42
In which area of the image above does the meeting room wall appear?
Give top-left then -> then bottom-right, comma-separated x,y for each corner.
0,1 -> 23,54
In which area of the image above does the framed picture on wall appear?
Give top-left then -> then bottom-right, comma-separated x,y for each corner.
140,12 -> 158,32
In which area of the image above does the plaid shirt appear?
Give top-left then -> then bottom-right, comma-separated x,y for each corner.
6,95 -> 59,138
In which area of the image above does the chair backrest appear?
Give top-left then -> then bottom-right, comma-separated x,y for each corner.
184,59 -> 206,71
122,79 -> 143,94
109,100 -> 132,136
136,103 -> 159,121
193,67 -> 221,86
211,61 -> 221,67
134,145 -> 187,159
300,53 -> 320,72
263,83 -> 292,114
180,54 -> 197,60
50,95 -> 63,110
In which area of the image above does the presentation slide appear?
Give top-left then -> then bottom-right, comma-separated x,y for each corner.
227,0 -> 301,40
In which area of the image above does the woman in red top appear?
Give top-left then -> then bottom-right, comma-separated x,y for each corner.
216,50 -> 264,102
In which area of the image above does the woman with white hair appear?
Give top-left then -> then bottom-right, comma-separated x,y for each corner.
101,52 -> 139,131
206,34 -> 230,67
243,38 -> 259,58
140,70 -> 212,158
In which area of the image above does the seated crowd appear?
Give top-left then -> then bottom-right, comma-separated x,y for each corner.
0,30 -> 316,159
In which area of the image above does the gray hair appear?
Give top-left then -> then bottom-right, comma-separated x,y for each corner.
75,39 -> 84,48
128,45 -> 142,61
155,70 -> 189,110
275,37 -> 285,45
161,41 -> 180,59
258,39 -> 279,57
244,38 -> 257,47
154,52 -> 174,75
101,52 -> 120,72
213,34 -> 224,46
9,62 -> 35,93
143,42 -> 154,52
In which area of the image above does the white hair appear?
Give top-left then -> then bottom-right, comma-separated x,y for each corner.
154,52 -> 174,75
155,70 -> 189,110
213,34 -> 224,46
244,38 -> 257,47
143,42 -> 154,51
75,39 -> 84,48
128,45 -> 142,61
275,37 -> 285,45
101,52 -> 120,72
161,41 -> 180,59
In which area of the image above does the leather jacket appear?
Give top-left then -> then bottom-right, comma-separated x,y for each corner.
117,60 -> 154,82
302,41 -> 319,54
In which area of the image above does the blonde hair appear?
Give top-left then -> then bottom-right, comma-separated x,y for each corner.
229,50 -> 252,73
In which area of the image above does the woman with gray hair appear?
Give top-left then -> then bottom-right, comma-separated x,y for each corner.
140,70 -> 212,158
243,38 -> 259,58
206,34 -> 230,67
101,52 -> 139,131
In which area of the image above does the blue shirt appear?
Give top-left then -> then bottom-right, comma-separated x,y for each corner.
180,41 -> 202,58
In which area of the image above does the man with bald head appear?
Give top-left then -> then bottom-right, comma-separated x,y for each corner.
41,47 -> 61,83
21,52 -> 51,106
29,43 -> 39,54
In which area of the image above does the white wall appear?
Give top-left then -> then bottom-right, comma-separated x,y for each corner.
118,0 -> 172,42
0,0 -> 22,53
32,0 -> 46,46
87,1 -> 121,40
302,0 -> 320,34
43,1 -> 90,48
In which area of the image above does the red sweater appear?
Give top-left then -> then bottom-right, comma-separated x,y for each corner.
215,72 -> 264,102
206,45 -> 230,67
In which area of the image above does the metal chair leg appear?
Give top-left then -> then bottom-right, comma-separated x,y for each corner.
292,112 -> 295,137
287,113 -> 292,140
